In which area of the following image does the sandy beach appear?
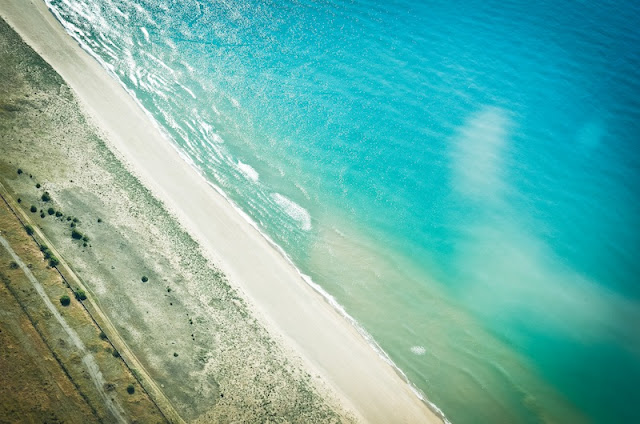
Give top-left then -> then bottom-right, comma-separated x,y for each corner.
0,1 -> 444,422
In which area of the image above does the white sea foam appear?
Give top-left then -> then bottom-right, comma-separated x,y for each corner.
237,160 -> 259,182
113,6 -> 128,21
295,183 -> 311,200
210,133 -> 224,144
177,82 -> 196,99
140,26 -> 150,43
143,51 -> 175,75
271,193 -> 312,231
411,346 -> 427,355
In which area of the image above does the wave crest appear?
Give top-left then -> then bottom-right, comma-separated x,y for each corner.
271,193 -> 311,231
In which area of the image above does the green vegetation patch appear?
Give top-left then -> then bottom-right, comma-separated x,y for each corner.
74,289 -> 87,301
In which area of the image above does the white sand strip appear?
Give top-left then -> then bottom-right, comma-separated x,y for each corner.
0,1 -> 444,422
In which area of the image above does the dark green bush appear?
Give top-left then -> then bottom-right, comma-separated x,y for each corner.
99,332 -> 107,340
66,216 -> 71,221
35,183 -> 41,188
112,349 -> 121,358
30,205 -> 37,213
40,212 -> 45,218
71,229 -> 83,240
17,198 -> 21,203
47,207 -> 55,215
49,257 -> 59,267
9,261 -> 19,269
75,289 -> 87,301
82,235 -> 89,242
126,384 -> 135,395
97,218 -> 102,223
55,211 -> 62,217
60,295 -> 70,306
141,276 -> 148,283
17,168 -> 23,175
25,225 -> 34,235
41,192 -> 51,202
73,217 -> 79,223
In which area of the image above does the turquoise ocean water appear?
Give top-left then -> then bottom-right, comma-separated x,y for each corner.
45,0 -> 640,422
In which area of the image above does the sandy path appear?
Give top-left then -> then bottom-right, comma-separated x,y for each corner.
0,234 -> 128,424
0,1 -> 445,422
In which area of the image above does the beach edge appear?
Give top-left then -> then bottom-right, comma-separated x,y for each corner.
0,1 -> 445,422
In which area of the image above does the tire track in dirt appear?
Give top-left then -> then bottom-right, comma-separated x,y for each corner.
0,234 -> 128,424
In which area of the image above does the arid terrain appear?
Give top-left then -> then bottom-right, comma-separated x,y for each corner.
0,16 -> 349,423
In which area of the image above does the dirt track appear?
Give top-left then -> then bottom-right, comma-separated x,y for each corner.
0,233 -> 127,423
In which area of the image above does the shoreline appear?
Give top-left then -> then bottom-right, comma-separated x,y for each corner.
0,1 -> 444,422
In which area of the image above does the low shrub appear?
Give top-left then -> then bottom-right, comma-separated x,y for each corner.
71,229 -> 83,240
40,212 -> 45,218
35,183 -> 41,189
49,257 -> 59,267
55,211 -> 62,217
60,295 -> 70,306
99,332 -> 107,340
75,289 -> 87,301
17,168 -> 22,175
17,198 -> 21,203
141,276 -> 148,282
30,205 -> 37,213
9,261 -> 18,269
24,225 -> 34,235
82,235 -> 89,242
66,216 -> 72,221
47,207 -> 55,215
97,218 -> 102,223
41,192 -> 51,202
126,384 -> 135,395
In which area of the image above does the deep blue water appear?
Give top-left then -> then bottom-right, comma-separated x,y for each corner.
46,0 -> 640,422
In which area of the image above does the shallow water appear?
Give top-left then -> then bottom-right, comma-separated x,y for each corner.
46,0 -> 640,422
